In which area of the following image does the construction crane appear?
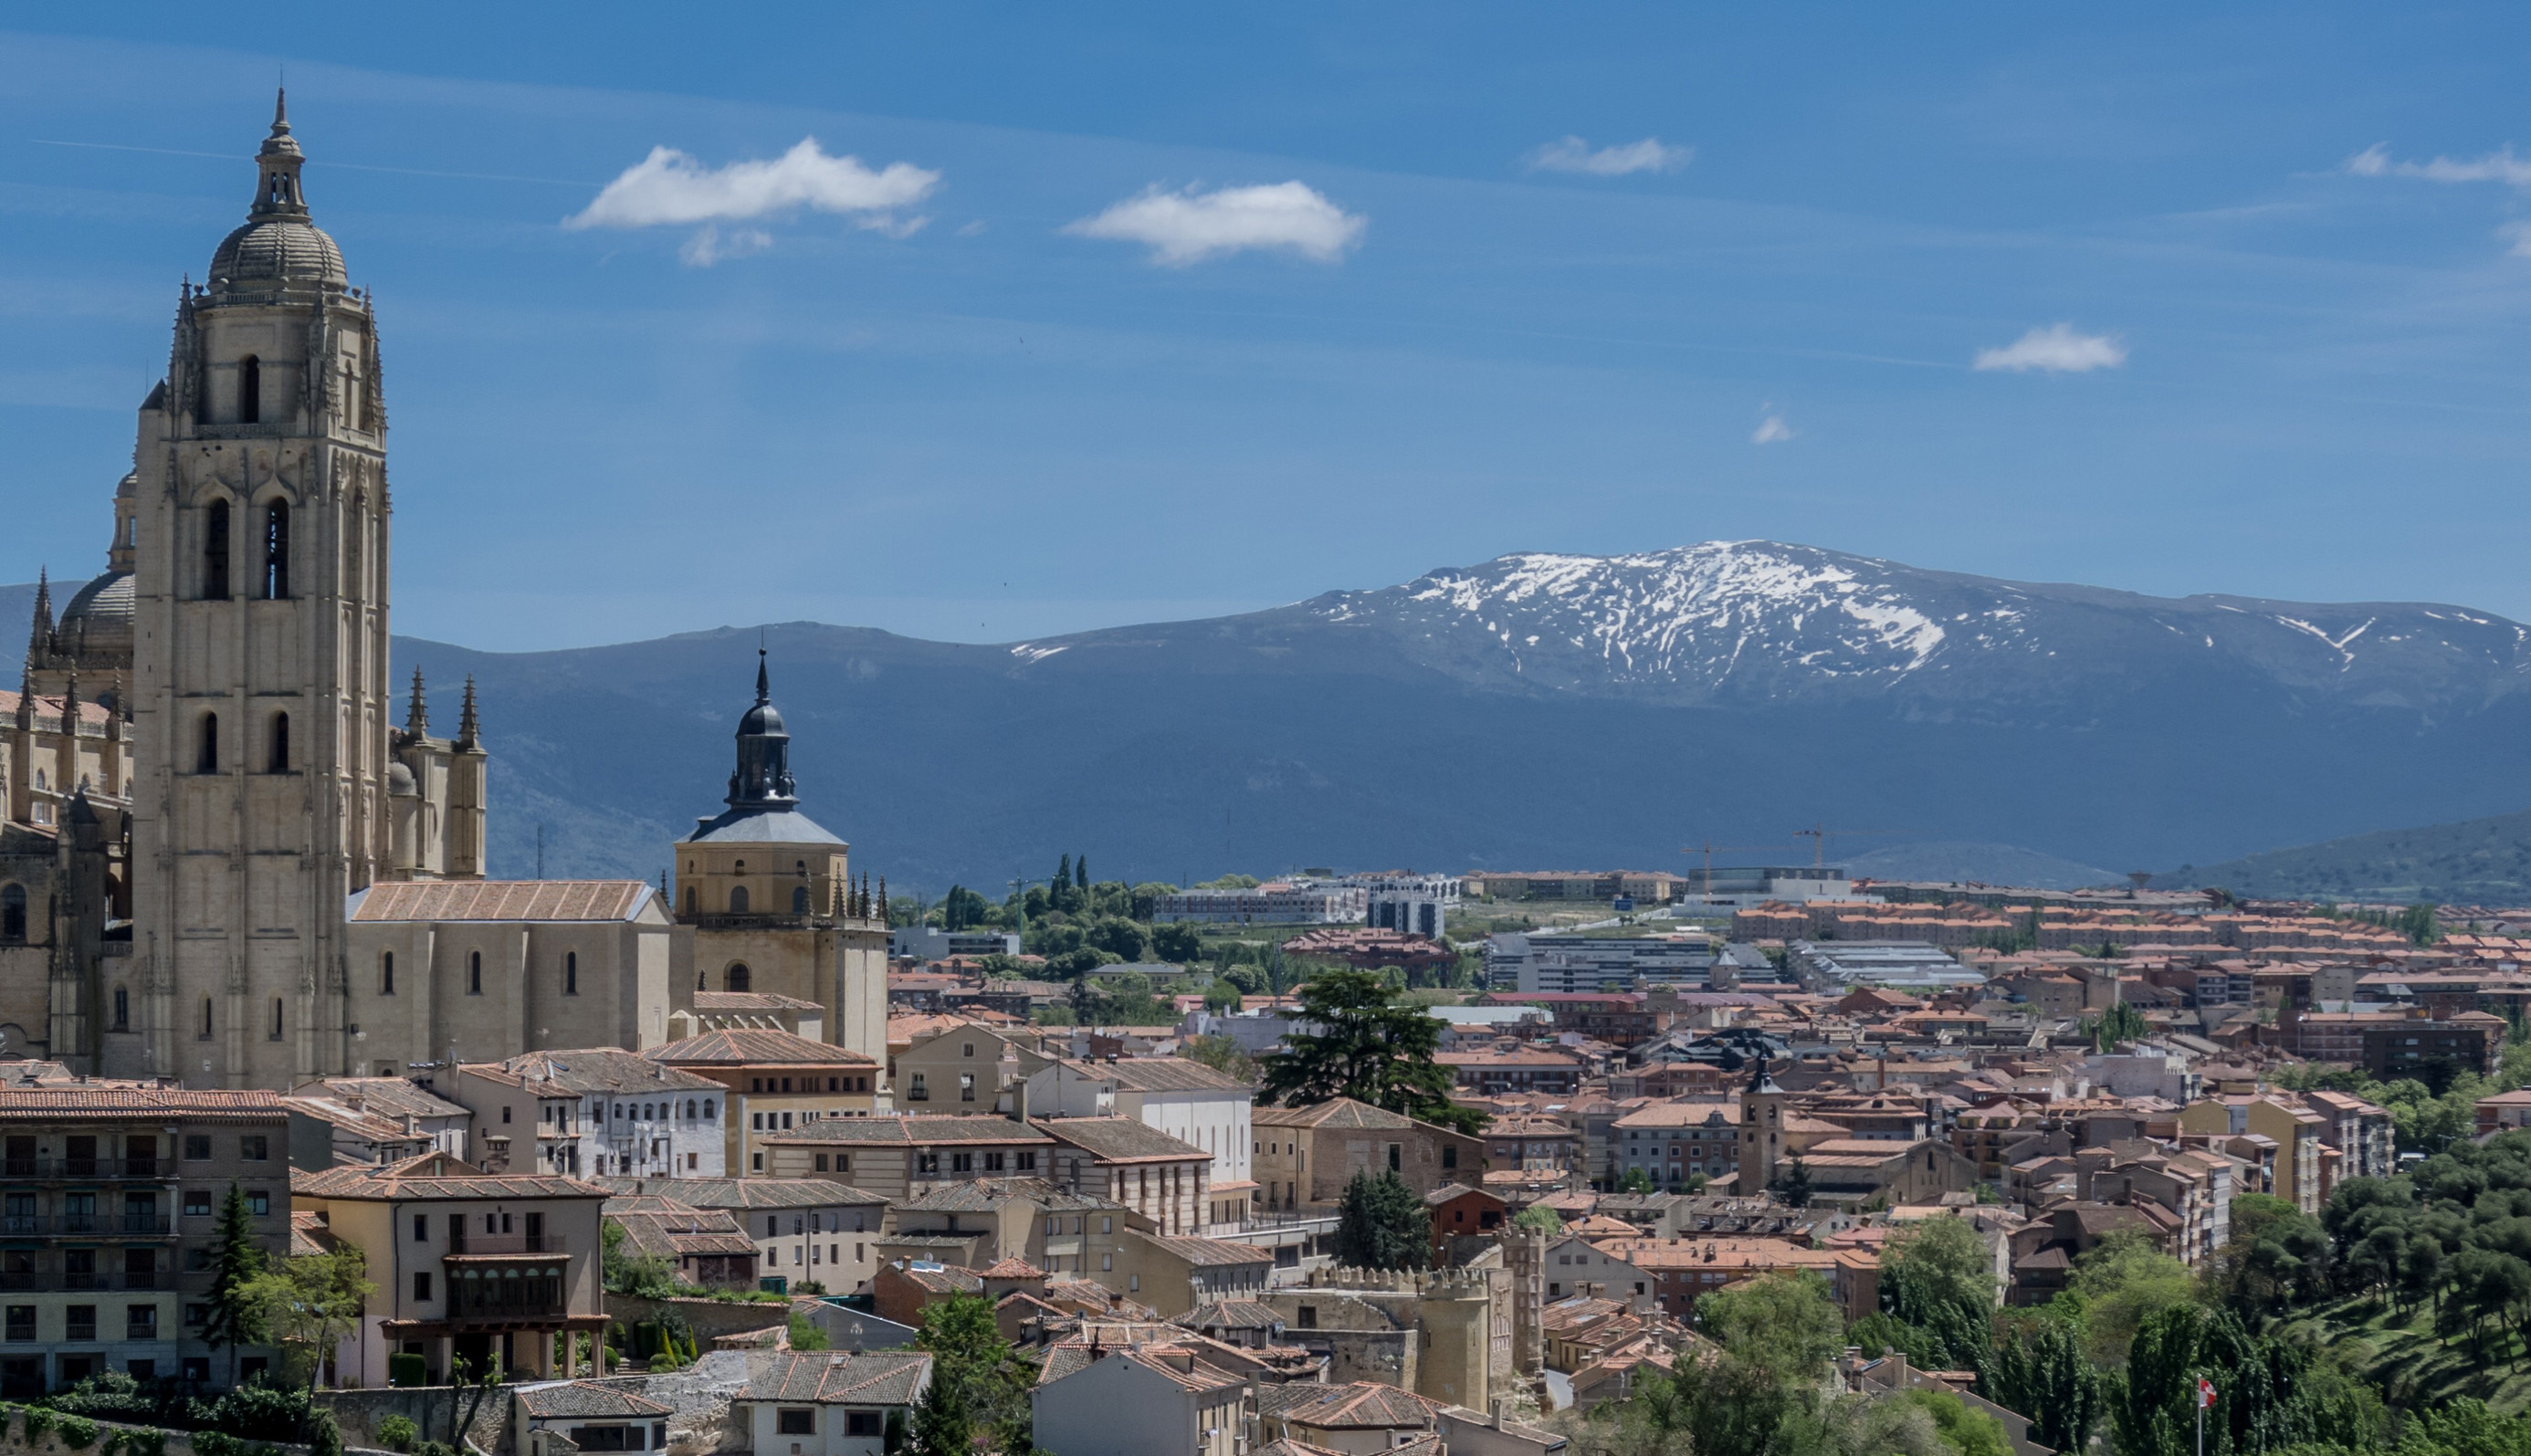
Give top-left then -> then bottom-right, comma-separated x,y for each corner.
1680,840 -> 1791,895
1788,824 -> 1914,870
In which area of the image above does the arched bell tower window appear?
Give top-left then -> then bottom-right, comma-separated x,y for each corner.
726,964 -> 751,993
683,886 -> 697,916
729,886 -> 750,915
260,500 -> 289,599
793,886 -> 810,915
237,355 -> 260,424
0,885 -> 25,944
195,714 -> 219,775
204,499 -> 232,601
268,712 -> 290,773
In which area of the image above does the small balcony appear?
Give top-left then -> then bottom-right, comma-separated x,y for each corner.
0,1157 -> 168,1180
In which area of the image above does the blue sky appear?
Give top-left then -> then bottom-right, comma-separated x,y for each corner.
3,4 -> 2529,649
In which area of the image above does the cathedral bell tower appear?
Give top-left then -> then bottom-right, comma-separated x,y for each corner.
126,94 -> 393,1086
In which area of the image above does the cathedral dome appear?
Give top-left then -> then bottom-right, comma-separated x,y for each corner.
57,570 -> 134,656
208,218 -> 346,291
739,699 -> 786,736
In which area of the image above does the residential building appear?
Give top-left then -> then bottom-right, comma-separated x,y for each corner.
894,1022 -> 1055,1116
1483,1115 -> 1579,1178
1109,1231 -> 1277,1316
1033,1342 -> 1250,1456
1024,1057 -> 1255,1228
1591,1237 -> 1881,1323
1252,1380 -> 1450,1454
760,1116 -> 1055,1203
889,928 -> 1021,962
0,1086 -> 289,1395
643,1029 -> 883,1174
1484,935 -> 1717,994
884,1178 -> 1136,1278
1035,1116 -> 1216,1236
289,1150 -> 609,1388
2303,1089 -> 2395,1183
1434,1043 -> 1586,1097
511,1382 -> 675,1455
607,1176 -> 887,1295
1339,873 -> 1460,939
450,1050 -> 727,1179
286,1077 -> 472,1159
1612,1102 -> 1739,1189
1251,1099 -> 1485,1211
733,1349 -> 934,1456
600,1195 -> 756,1290
1151,885 -> 1368,926
2478,1088 -> 2531,1137
1539,1235 -> 1652,1305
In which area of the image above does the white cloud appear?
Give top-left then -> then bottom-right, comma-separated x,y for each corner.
1751,414 -> 1794,445
2506,222 -> 2531,257
2344,141 -> 2531,188
1526,135 -> 1693,176
567,139 -> 939,257
677,225 -> 772,267
1973,323 -> 2127,374
1064,182 -> 1365,266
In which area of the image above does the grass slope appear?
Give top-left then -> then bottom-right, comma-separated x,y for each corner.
2157,807 -> 2531,904
2275,1294 -> 2531,1413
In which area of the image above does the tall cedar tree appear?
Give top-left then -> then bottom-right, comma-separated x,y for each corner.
1334,1170 -> 1430,1271
1773,1153 -> 1813,1210
1259,969 -> 1485,1134
202,1181 -> 268,1385
914,1294 -> 1032,1455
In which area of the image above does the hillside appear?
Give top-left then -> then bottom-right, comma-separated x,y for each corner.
2154,807 -> 2531,904
16,540 -> 2531,889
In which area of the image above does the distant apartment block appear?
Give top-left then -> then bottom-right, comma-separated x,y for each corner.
1462,871 -> 1681,904
1151,884 -> 1366,926
889,928 -> 1022,961
1335,873 -> 1460,937
1485,933 -> 1718,992
1786,940 -> 1984,992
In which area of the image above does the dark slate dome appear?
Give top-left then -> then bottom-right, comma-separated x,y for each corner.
57,570 -> 134,656
738,699 -> 787,736
208,218 -> 346,291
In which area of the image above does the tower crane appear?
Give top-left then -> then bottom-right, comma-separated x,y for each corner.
1788,825 -> 1914,870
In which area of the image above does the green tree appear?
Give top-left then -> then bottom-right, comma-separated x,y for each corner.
1182,1034 -> 1258,1083
1896,1389 -> 2010,1456
1151,922 -> 1203,962
913,1294 -> 1032,1456
1513,1203 -> 1564,1234
202,1182 -> 269,1386
2086,1000 -> 2150,1050
1880,1216 -> 1995,1375
1256,969 -> 1483,1134
1334,1170 -> 1430,1270
601,1220 -> 681,1299
1697,1271 -> 1843,1387
786,1311 -> 831,1352
1774,1153 -> 1814,1210
1087,917 -> 1148,962
2064,1228 -> 2196,1365
239,1247 -> 373,1390
1985,1314 -> 2104,1453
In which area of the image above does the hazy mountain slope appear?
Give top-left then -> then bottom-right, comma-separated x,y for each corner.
19,540 -> 2531,890
2154,808 -> 2531,904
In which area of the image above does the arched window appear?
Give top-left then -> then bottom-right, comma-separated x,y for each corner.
199,998 -> 213,1039
684,1100 -> 696,1118
726,963 -> 751,993
237,355 -> 260,424
793,886 -> 810,915
0,885 -> 25,944
195,714 -> 219,775
729,885 -> 749,915
268,712 -> 290,773
380,952 -> 394,995
31,770 -> 43,791
683,885 -> 696,915
564,951 -> 578,996
261,500 -> 289,599
703,1099 -> 715,1119
204,499 -> 232,600
112,987 -> 128,1032
468,951 -> 482,995
270,998 -> 284,1041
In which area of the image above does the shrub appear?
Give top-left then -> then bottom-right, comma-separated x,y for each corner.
47,1373 -> 164,1426
192,1432 -> 241,1456
376,1415 -> 417,1453
303,1409 -> 341,1456
57,1415 -> 99,1451
415,1440 -> 458,1456
123,1431 -> 166,1456
386,1353 -> 428,1389
187,1388 -> 307,1444
24,1407 -> 58,1445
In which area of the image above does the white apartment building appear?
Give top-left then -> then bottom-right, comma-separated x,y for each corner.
451,1050 -> 728,1178
1150,884 -> 1367,925
1022,1056 -> 1254,1230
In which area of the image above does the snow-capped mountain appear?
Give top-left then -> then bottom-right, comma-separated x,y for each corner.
1276,541 -> 2531,715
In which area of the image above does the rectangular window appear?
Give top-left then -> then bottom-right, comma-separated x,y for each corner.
246,1190 -> 270,1217
124,1305 -> 155,1340
959,1074 -> 975,1103
814,1155 -> 829,1172
66,1306 -> 95,1342
184,1304 -> 209,1328
413,1272 -> 433,1302
239,1136 -> 268,1162
414,1215 -> 428,1242
950,1152 -> 972,1173
182,1190 -> 212,1217
845,1412 -> 881,1437
183,1136 -> 212,1161
2,1308 -> 29,1343
776,1410 -> 815,1436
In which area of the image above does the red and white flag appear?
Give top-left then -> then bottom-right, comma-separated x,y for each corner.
2198,1378 -> 2217,1410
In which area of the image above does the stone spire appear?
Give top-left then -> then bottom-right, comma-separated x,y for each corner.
26,569 -> 51,666
13,663 -> 32,731
59,664 -> 79,738
250,88 -> 310,221
404,666 -> 428,736
457,676 -> 480,749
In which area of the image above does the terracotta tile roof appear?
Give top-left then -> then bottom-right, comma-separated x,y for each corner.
1612,1101 -> 1738,1130
0,1086 -> 285,1121
289,1077 -> 471,1120
695,991 -> 826,1012
1033,1116 -> 1207,1164
1132,1231 -> 1275,1268
464,1049 -> 724,1095
349,881 -> 653,923
593,1176 -> 887,1210
760,1116 -> 1053,1147
1256,1380 -> 1443,1429
980,1257 -> 1045,1279
741,1350 -> 933,1406
604,1196 -> 757,1260
292,1150 -> 610,1201
1058,1057 -> 1252,1094
1179,1299 -> 1284,1332
289,1210 -> 344,1258
517,1383 -> 677,1419
646,1029 -> 879,1068
1250,1097 -> 1414,1130
893,1177 -> 1123,1215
